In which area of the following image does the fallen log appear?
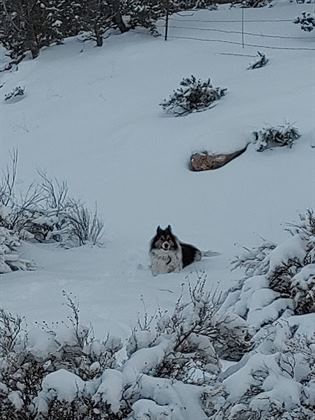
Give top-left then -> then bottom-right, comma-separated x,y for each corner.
189,143 -> 249,172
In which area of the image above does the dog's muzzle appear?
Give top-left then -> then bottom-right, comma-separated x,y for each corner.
162,242 -> 170,250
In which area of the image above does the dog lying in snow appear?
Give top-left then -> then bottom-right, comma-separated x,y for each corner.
149,225 -> 219,276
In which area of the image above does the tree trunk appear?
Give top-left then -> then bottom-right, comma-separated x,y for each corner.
94,22 -> 104,47
30,43 -> 40,58
96,34 -> 103,46
111,0 -> 128,33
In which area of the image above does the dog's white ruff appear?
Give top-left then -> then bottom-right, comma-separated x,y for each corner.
150,248 -> 183,276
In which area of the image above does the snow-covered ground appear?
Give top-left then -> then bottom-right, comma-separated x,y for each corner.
0,1 -> 314,339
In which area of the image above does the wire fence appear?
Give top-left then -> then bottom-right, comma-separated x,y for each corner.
156,24 -> 309,39
169,18 -> 294,22
157,9 -> 315,51
168,34 -> 315,50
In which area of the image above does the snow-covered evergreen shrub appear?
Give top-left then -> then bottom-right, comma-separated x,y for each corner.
160,75 -> 227,117
253,123 -> 301,151
247,51 -> 269,70
4,86 -> 25,102
294,11 -> 315,32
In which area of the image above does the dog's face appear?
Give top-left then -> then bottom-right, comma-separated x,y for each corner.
151,225 -> 179,252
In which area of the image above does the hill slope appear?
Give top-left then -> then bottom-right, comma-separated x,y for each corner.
0,2 -> 314,337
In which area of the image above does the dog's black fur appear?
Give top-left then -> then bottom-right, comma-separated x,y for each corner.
149,225 -> 201,275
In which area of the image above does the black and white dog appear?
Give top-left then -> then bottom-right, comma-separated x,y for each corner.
149,225 -> 218,276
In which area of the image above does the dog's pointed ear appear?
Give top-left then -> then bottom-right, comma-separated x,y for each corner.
166,225 -> 172,233
156,225 -> 162,234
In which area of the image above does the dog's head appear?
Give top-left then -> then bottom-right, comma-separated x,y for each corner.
150,225 -> 179,251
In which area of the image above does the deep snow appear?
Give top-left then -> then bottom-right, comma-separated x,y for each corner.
0,1 -> 314,338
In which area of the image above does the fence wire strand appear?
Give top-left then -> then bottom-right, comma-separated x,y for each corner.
168,34 -> 315,50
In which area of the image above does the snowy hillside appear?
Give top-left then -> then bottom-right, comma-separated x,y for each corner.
0,1 -> 315,417
1,1 -> 314,334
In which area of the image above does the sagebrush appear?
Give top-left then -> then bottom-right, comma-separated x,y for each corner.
160,75 -> 227,117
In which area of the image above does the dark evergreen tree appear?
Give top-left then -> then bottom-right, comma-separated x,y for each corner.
0,0 -> 220,62
78,0 -> 113,47
124,0 -> 168,36
111,0 -> 128,33
0,0 -> 65,59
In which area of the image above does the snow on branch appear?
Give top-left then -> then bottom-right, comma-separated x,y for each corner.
247,51 -> 269,70
160,75 -> 227,117
253,123 -> 301,152
208,210 -> 315,419
0,151 -> 104,274
294,11 -> 315,32
0,277 -> 252,418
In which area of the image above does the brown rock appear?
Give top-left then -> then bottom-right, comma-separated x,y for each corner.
189,144 -> 249,172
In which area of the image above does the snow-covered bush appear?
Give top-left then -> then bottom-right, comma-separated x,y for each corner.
160,75 -> 227,117
253,123 -> 301,151
247,51 -> 269,70
294,11 -> 315,32
0,152 -> 104,250
4,86 -> 25,103
231,239 -> 277,277
0,294 -> 127,419
202,335 -> 315,419
227,210 -> 315,330
201,210 -> 315,419
128,277 -> 251,384
20,172 -> 99,246
0,226 -> 34,273
2,210 -> 315,417
0,278 -> 253,418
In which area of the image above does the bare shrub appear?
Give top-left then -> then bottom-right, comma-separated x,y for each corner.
0,151 -> 104,252
0,149 -> 18,208
66,201 -> 104,246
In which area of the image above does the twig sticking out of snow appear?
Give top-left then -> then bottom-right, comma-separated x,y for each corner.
247,51 -> 269,70
4,86 -> 25,103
